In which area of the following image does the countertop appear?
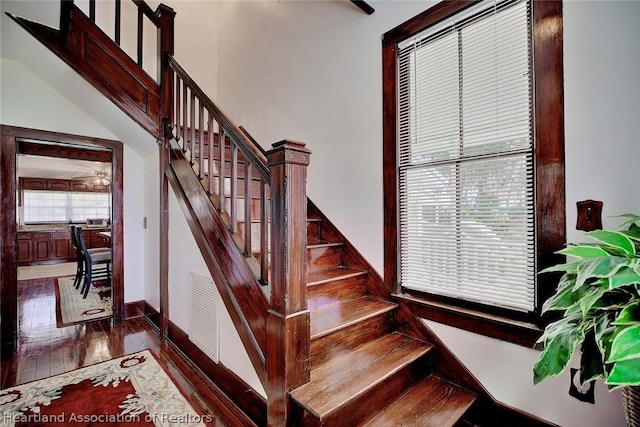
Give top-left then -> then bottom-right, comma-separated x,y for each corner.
19,224 -> 111,232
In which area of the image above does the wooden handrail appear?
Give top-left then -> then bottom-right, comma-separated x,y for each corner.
132,0 -> 161,26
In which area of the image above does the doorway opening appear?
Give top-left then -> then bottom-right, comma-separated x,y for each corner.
1,126 -> 124,356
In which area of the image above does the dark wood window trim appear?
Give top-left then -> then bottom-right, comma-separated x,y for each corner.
382,0 -> 565,347
1,126 -> 125,355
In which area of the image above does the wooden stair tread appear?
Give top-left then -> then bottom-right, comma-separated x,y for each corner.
310,297 -> 396,338
291,332 -> 434,419
362,376 -> 477,427
308,242 -> 343,249
307,266 -> 368,286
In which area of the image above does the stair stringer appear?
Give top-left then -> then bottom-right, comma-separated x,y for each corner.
167,137 -> 268,391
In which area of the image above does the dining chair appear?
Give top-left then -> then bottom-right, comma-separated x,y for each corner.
76,227 -> 112,299
69,226 -> 110,290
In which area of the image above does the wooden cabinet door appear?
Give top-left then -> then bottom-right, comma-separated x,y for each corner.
17,239 -> 33,263
71,181 -> 91,191
32,238 -> 51,262
51,232 -> 72,260
21,177 -> 47,190
47,179 -> 70,191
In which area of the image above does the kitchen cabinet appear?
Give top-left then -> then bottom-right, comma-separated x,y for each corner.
17,232 -> 33,263
20,177 -> 47,190
17,230 -> 75,265
17,228 -> 111,266
20,177 -> 108,193
32,232 -> 52,263
51,231 -> 73,260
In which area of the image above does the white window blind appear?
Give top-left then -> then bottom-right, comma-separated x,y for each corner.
24,190 -> 110,223
398,0 -> 535,312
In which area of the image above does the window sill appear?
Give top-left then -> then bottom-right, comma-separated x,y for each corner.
392,293 -> 543,348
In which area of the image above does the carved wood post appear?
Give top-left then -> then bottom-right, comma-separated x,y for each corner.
157,4 -> 175,340
266,140 -> 311,426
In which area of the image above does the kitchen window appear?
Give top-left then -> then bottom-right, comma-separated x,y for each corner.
382,0 -> 565,345
23,190 -> 110,223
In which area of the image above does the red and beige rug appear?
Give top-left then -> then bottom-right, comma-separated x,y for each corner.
0,350 -> 210,426
55,276 -> 112,326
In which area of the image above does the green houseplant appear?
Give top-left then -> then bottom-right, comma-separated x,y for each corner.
533,213 -> 640,424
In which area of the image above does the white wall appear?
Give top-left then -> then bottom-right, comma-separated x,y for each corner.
213,1 -> 640,425
144,153 -> 161,310
563,0 -> 640,242
167,190 -> 266,397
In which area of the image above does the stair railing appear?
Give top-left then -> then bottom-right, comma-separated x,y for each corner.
167,55 -> 272,284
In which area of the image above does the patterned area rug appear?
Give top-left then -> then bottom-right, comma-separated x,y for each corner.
0,350 -> 209,426
55,276 -> 112,326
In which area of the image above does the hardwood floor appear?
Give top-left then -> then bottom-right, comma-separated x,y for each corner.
0,277 -> 245,426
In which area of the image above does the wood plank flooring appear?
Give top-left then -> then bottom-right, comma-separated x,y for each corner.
0,277 -> 242,426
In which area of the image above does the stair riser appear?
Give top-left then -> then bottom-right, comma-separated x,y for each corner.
307,275 -> 366,306
308,245 -> 342,272
307,221 -> 324,245
323,355 -> 429,426
310,310 -> 394,369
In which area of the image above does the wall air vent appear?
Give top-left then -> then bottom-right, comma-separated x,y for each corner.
189,271 -> 219,363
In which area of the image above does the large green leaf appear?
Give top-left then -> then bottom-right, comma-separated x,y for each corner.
609,266 -> 640,289
587,230 -> 636,256
606,357 -> 640,388
559,245 -> 609,258
607,325 -> 640,362
533,313 -> 584,384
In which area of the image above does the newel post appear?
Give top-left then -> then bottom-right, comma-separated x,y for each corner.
266,140 -> 311,426
156,4 -> 174,340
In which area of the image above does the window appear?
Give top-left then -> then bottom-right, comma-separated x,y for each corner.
383,0 -> 565,344
24,190 -> 110,223
399,0 -> 533,312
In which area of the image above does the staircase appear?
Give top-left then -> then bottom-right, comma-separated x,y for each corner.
173,127 -> 481,425
291,203 -> 478,426
7,1 -> 554,426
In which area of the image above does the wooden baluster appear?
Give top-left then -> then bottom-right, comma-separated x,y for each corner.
260,181 -> 269,284
208,115 -> 215,194
218,130 -> 225,211
230,144 -> 238,233
137,8 -> 143,67
114,0 -> 121,45
182,85 -> 188,146
199,104 -> 204,178
266,140 -> 311,426
244,162 -> 252,256
89,0 -> 96,22
174,76 -> 180,139
60,0 -> 73,47
190,91 -> 195,164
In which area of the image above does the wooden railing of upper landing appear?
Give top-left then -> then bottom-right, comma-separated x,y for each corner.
55,1 -> 312,423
